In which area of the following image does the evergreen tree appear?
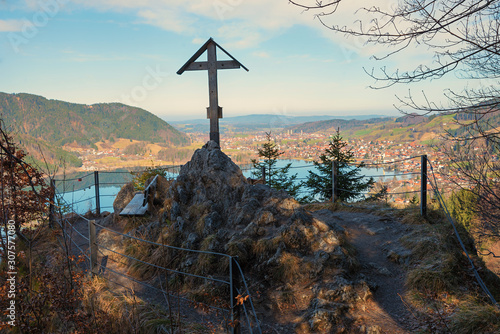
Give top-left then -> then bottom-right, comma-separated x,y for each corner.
131,161 -> 167,191
251,133 -> 301,197
447,189 -> 478,232
305,129 -> 374,202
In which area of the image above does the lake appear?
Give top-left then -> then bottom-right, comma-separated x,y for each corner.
54,160 -> 413,215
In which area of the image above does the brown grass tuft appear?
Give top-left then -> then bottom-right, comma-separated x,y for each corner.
273,252 -> 304,283
450,303 -> 500,334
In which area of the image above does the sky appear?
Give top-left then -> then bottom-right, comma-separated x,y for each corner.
0,0 -> 476,121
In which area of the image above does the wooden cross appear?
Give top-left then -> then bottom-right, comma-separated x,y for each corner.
177,38 -> 248,146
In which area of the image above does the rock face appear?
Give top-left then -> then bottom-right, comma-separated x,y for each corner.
113,182 -> 138,214
145,141 -> 371,332
166,141 -> 300,228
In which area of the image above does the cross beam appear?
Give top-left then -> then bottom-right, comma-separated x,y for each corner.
177,38 -> 248,147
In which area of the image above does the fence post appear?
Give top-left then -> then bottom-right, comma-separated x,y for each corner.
420,155 -> 427,217
229,257 -> 241,334
261,166 -> 266,185
89,219 -> 98,276
94,171 -> 100,215
332,160 -> 338,202
49,179 -> 56,228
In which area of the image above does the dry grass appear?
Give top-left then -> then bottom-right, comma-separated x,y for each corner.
195,214 -> 208,235
125,240 -> 156,278
401,234 -> 441,262
450,303 -> 500,334
252,237 -> 281,258
194,254 -> 216,276
82,275 -> 193,334
273,252 -> 305,283
123,216 -> 151,233
302,201 -> 337,212
226,238 -> 253,265
188,203 -> 209,220
394,207 -> 500,331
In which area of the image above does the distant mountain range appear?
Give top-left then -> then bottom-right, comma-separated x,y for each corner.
286,107 -> 500,143
285,117 -> 393,134
168,114 -> 390,133
284,112 -> 465,143
0,92 -> 190,167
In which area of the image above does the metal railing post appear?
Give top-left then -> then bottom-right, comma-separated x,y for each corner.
420,155 -> 427,217
332,160 -> 338,202
230,257 -> 241,334
94,171 -> 100,215
89,219 -> 98,276
261,166 -> 266,185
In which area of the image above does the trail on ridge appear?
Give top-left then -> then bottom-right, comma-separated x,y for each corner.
313,209 -> 420,333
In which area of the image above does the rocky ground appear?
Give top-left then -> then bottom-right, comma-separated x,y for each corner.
313,209 -> 419,333
67,208 -> 421,333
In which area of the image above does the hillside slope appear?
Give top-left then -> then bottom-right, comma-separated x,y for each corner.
285,114 -> 462,143
0,92 -> 190,166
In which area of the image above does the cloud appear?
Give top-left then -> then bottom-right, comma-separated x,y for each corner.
253,51 -> 270,58
0,19 -> 24,32
191,37 -> 207,45
65,0 -> 316,47
64,52 -> 132,62
136,8 -> 196,34
61,0 -> 425,68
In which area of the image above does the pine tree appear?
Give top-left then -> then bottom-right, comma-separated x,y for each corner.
305,129 -> 374,202
251,133 -> 301,197
447,189 -> 478,232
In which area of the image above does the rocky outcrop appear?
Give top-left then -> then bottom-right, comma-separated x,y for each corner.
120,141 -> 372,332
113,182 -> 138,214
145,174 -> 171,205
146,141 -> 369,332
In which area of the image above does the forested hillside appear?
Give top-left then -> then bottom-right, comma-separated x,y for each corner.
0,92 -> 190,167
0,92 -> 189,146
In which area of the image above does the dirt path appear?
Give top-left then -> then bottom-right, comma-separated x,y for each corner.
61,217 -> 139,292
60,217 -> 226,332
313,209 -> 420,333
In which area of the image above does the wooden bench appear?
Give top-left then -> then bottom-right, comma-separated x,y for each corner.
119,175 -> 158,216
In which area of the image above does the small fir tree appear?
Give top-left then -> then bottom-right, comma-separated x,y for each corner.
447,189 -> 478,232
131,161 -> 167,191
251,133 -> 301,197
305,129 -> 374,202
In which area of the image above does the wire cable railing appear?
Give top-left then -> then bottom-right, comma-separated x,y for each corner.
50,155 -> 473,331
95,240 -> 230,285
97,261 -> 230,314
245,156 -> 424,203
53,172 -> 94,182
63,218 -> 89,242
234,260 -> 262,333
363,172 -> 420,178
54,188 -> 91,222
93,221 -> 231,258
427,161 -> 499,309
53,217 -> 90,260
50,197 -> 262,334
346,155 -> 421,167
52,206 -> 260,332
